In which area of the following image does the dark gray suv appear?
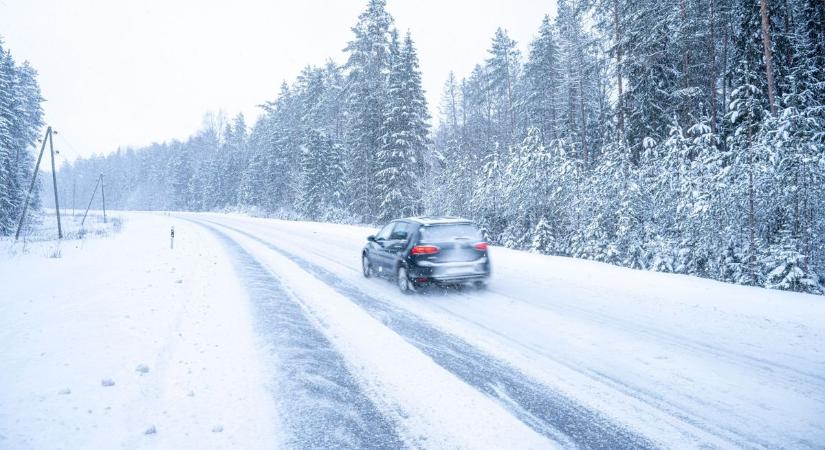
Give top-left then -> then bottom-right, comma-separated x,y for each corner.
361,216 -> 491,293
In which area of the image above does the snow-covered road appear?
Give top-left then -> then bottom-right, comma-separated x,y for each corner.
185,213 -> 825,449
3,212 -> 823,449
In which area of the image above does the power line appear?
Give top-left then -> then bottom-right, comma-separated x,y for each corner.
54,132 -> 82,162
80,174 -> 107,227
81,175 -> 101,228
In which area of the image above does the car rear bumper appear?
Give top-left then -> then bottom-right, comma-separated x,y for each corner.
408,257 -> 490,284
428,273 -> 489,283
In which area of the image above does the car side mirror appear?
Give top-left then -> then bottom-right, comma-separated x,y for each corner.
367,235 -> 376,242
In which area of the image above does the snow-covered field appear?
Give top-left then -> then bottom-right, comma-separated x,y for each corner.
2,212 -> 824,449
1,213 -> 279,449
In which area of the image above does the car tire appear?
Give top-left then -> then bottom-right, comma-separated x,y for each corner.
362,254 -> 373,278
397,266 -> 415,294
474,280 -> 487,290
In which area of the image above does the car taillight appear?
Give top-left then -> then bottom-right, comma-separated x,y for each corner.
474,242 -> 488,251
411,245 -> 439,255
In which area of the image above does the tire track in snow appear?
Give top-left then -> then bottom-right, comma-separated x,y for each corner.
478,286 -> 825,387
246,216 -> 825,389
199,222 -> 405,450
199,218 -> 656,450
225,218 -> 775,448
274,219 -> 819,448
203,216 -> 825,448
418,306 -> 773,449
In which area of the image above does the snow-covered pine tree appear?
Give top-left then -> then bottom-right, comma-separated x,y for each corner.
428,71 -> 472,217
619,0 -> 679,163
257,82 -> 302,212
343,0 -> 394,221
0,43 -> 44,236
12,61 -> 44,214
727,50 -> 768,285
215,113 -> 247,208
485,28 -> 520,146
755,16 -> 824,293
300,129 -> 345,220
570,139 -> 628,263
801,0 -> 825,109
555,0 -> 608,164
319,61 -> 345,142
763,226 -> 820,293
168,142 -> 192,211
681,118 -> 724,276
238,117 -> 270,210
471,144 -> 505,242
460,64 -> 495,160
505,129 -> 562,250
0,45 -> 18,235
530,217 -> 556,254
520,15 -> 561,143
376,31 -> 430,222
439,71 -> 462,137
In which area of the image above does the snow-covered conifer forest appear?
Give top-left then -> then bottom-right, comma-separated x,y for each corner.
0,39 -> 44,237
8,0 -> 825,294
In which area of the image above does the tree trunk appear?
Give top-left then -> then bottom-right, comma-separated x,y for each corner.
747,127 -> 757,282
504,52 -> 516,142
578,58 -> 588,165
681,0 -> 689,84
783,0 -> 793,68
709,0 -> 719,133
549,87 -> 558,141
759,0 -> 778,115
460,80 -> 468,145
722,21 -> 730,117
613,0 -> 625,136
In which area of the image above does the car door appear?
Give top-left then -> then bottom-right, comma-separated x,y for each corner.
382,221 -> 411,268
370,222 -> 396,272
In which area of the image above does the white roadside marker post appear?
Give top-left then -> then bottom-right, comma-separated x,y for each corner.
170,226 -> 175,250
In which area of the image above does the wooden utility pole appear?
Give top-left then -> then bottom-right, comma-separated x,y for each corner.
759,0 -> 778,115
49,128 -> 62,238
15,126 -> 62,240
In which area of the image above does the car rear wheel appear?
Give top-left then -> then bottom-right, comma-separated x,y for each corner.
362,254 -> 373,278
397,266 -> 415,294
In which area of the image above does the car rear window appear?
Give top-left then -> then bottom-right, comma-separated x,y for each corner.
419,224 -> 482,243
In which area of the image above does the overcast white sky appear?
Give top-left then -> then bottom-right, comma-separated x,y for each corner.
0,0 -> 556,160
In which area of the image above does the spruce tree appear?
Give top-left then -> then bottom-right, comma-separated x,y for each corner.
0,46 -> 17,235
343,0 -> 394,221
376,31 -> 430,221
485,28 -> 520,145
300,129 -> 344,220
521,16 -> 561,142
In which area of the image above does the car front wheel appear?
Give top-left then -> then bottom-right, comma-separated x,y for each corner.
362,254 -> 373,278
397,266 -> 415,294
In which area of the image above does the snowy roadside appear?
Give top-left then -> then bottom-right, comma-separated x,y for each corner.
3,211 -> 120,259
0,213 -> 279,450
